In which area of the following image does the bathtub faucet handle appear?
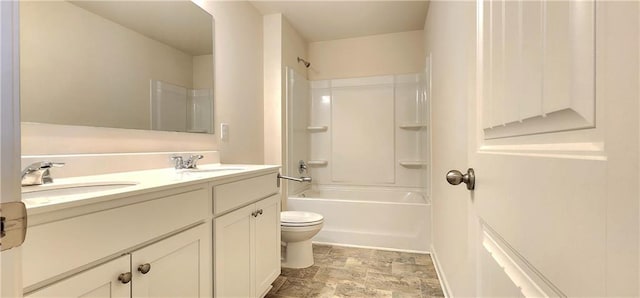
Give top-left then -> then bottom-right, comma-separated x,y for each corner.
277,173 -> 312,187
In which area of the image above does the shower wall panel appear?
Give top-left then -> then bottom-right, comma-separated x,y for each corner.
331,84 -> 395,184
309,74 -> 428,190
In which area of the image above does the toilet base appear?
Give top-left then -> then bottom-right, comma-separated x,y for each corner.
281,239 -> 314,269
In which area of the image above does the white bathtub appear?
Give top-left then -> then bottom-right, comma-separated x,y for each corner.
287,189 -> 431,252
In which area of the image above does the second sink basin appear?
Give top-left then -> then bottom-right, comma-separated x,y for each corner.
22,181 -> 139,200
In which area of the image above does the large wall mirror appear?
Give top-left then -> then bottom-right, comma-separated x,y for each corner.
20,1 -> 215,134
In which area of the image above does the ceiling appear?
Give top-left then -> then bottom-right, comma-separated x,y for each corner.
71,1 -> 213,56
249,1 -> 429,42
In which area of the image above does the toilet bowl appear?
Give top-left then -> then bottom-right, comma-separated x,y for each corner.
281,211 -> 324,269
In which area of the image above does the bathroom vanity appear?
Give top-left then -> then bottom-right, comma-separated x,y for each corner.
20,164 -> 280,298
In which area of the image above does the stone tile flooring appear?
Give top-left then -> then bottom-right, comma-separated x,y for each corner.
265,244 -> 445,298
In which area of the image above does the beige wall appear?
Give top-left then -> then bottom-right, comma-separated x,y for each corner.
22,1 -> 266,163
20,1 -> 193,130
193,54 -> 213,89
282,17 -> 309,78
308,30 -> 424,80
263,14 -> 308,166
201,1 -> 264,164
263,14 -> 283,166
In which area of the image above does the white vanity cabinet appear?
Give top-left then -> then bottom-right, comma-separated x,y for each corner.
213,172 -> 281,298
131,223 -> 209,297
26,223 -> 209,298
23,183 -> 212,297
25,255 -> 131,298
21,165 -> 281,298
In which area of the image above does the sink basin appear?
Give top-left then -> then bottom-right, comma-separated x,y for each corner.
181,167 -> 246,173
22,181 -> 138,200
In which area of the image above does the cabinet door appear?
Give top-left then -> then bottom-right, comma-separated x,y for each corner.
132,224 -> 211,298
214,204 -> 254,298
25,255 -> 130,298
254,194 -> 281,297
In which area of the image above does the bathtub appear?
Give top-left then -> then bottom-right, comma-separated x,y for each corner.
287,188 -> 431,252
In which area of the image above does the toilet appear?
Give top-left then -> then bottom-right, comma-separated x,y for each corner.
280,211 -> 324,268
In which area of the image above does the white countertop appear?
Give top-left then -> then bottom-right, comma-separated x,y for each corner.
22,164 -> 280,216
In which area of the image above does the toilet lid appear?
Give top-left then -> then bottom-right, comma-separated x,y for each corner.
281,211 -> 323,226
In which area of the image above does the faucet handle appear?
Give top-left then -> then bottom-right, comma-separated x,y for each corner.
170,156 -> 185,169
187,155 -> 204,169
23,161 -> 64,173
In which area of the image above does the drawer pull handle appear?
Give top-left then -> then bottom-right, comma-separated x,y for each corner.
118,272 -> 132,284
138,263 -> 151,274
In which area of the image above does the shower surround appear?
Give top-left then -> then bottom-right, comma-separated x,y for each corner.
286,70 -> 430,252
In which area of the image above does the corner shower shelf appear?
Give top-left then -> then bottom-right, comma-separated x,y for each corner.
399,123 -> 428,130
306,126 -> 328,132
307,160 -> 328,167
399,161 -> 427,168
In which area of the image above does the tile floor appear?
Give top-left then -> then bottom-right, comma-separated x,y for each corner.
265,244 -> 445,298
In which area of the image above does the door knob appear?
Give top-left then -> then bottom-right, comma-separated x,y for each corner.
446,168 -> 475,190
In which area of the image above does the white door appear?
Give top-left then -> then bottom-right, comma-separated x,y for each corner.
0,1 -> 23,297
426,1 -> 478,296
472,1 -> 639,297
429,1 -> 640,297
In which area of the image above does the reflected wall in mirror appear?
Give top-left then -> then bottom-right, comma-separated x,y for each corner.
20,1 -> 215,134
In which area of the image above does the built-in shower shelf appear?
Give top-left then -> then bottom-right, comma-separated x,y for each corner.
399,161 -> 427,168
307,160 -> 328,167
399,123 -> 428,129
306,126 -> 328,132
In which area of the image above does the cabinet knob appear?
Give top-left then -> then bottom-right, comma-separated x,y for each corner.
118,272 -> 132,284
138,263 -> 151,274
257,209 -> 263,215
251,211 -> 258,217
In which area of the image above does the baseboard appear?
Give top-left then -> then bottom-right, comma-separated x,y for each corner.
313,241 -> 430,254
430,245 -> 452,298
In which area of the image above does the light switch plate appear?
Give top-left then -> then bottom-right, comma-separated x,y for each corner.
220,123 -> 229,141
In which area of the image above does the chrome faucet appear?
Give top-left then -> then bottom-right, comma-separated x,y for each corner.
171,154 -> 204,169
21,161 -> 65,186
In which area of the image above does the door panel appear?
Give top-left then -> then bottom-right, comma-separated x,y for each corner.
132,224 -> 209,298
214,204 -> 254,298
254,195 -> 281,297
482,1 -> 595,139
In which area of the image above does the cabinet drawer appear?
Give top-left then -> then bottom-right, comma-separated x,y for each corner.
214,173 -> 278,215
23,185 -> 209,290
